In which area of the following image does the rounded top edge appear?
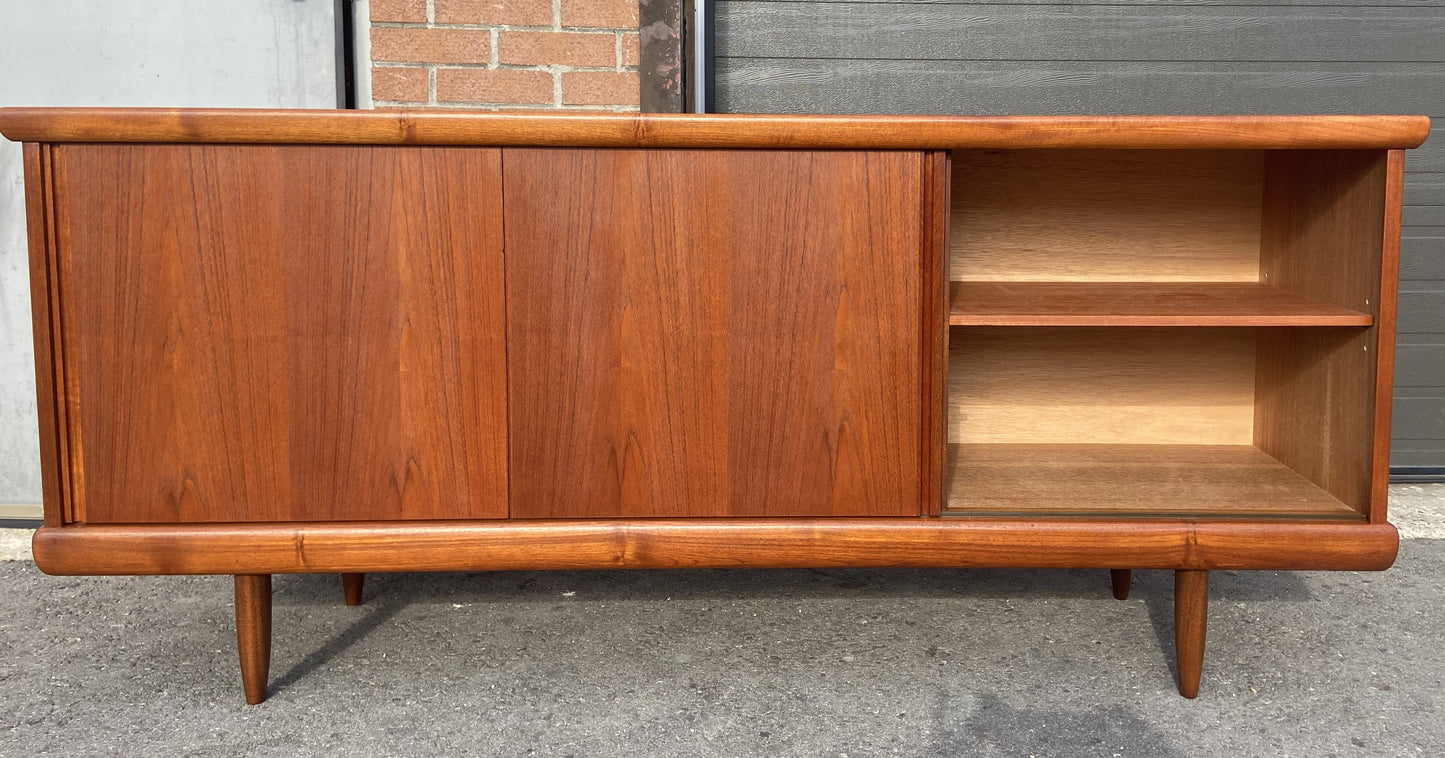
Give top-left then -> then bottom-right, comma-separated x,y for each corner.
0,108 -> 1430,150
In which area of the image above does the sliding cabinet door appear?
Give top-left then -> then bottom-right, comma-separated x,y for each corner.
45,145 -> 508,523
504,149 -> 927,517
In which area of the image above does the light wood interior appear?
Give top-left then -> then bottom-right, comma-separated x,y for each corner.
1253,151 -> 1388,517
945,443 -> 1360,519
949,282 -> 1372,327
950,149 -> 1264,282
944,149 -> 1386,520
949,327 -> 1256,445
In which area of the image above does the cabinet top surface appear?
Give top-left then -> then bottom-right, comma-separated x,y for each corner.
0,108 -> 1429,150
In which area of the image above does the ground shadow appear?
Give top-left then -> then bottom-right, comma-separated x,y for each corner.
273,566 -> 1317,607
266,584 -> 410,698
263,566 -> 1314,693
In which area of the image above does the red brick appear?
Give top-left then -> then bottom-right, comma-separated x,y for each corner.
437,68 -> 554,104
561,71 -> 639,106
371,28 -> 490,65
370,0 -> 427,23
561,0 -> 637,28
499,31 -> 615,67
436,0 -> 553,26
621,32 -> 639,67
370,67 -> 430,102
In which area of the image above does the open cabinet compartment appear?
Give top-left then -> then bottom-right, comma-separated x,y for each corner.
944,148 -> 1391,520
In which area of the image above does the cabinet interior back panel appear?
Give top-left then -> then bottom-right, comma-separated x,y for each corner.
950,150 -> 1265,282
949,327 -> 1256,445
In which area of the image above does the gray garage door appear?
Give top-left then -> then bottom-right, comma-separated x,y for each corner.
713,0 -> 1445,475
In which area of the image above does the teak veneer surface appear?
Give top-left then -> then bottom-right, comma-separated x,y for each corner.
0,109 -> 1429,149
504,149 -> 923,517
48,145 -> 510,523
29,519 -> 1397,575
946,443 -> 1360,519
950,282 -> 1374,326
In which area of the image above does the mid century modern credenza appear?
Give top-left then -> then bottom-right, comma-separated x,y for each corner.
0,109 -> 1428,703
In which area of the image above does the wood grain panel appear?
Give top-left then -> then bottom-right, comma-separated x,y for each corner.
949,327 -> 1256,445
950,150 -> 1263,282
1405,173 -> 1445,206
1405,138 -> 1443,174
946,444 -> 1358,519
29,519 -> 1400,576
1404,206 -> 1445,227
504,149 -> 922,518
1396,344 -> 1445,388
716,60 -> 1445,118
1255,150 -> 1388,518
1400,233 -> 1445,280
1398,289 -> 1445,334
1394,444 -> 1445,469
50,144 -> 508,523
1394,395 -> 1445,442
718,5 -> 1444,63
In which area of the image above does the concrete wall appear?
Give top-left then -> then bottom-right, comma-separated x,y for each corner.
0,1 -> 340,514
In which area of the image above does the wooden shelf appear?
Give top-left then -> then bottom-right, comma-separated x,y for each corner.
949,282 -> 1373,327
945,444 -> 1364,520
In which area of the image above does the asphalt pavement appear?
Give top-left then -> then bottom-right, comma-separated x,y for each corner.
1,485 -> 1442,757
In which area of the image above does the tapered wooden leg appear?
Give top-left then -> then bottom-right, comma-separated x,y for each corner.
1174,569 -> 1209,698
234,574 -> 272,705
341,573 -> 365,606
1110,569 -> 1132,600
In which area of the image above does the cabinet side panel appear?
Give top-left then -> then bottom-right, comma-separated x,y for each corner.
54,144 -> 508,522
505,149 -> 922,517
22,144 -> 66,526
1372,150 -> 1405,522
1256,150 -> 1387,515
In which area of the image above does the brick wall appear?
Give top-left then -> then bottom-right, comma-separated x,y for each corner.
369,0 -> 640,110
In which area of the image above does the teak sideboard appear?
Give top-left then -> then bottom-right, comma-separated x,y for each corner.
0,109 -> 1429,704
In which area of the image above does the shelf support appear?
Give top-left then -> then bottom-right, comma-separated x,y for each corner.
1110,569 -> 1131,600
234,574 -> 272,705
1174,569 -> 1209,698
341,573 -> 365,606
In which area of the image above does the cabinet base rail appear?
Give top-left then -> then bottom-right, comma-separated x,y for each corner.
34,519 -> 1398,575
